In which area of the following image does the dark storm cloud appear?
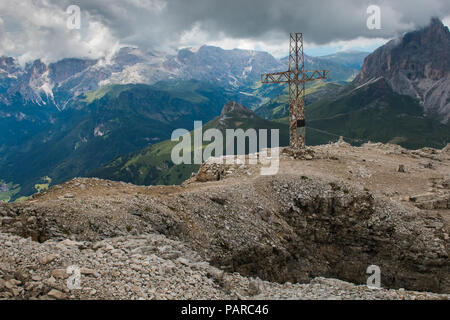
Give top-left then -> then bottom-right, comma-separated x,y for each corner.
84,0 -> 450,45
1,0 -> 449,62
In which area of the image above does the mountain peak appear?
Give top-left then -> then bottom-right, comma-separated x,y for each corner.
220,101 -> 254,117
429,17 -> 446,29
421,17 -> 450,44
412,17 -> 449,43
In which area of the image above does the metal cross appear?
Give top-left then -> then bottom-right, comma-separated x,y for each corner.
261,33 -> 328,150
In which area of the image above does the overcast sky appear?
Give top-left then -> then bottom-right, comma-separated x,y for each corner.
1,0 -> 449,64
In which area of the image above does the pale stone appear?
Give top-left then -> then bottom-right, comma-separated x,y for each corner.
39,253 -> 59,265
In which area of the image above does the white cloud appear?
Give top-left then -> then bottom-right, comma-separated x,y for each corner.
443,15 -> 450,27
0,0 -> 119,64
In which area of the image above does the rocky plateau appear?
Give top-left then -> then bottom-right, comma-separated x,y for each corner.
0,141 -> 449,300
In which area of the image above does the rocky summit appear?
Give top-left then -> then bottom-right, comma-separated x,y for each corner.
0,141 -> 449,300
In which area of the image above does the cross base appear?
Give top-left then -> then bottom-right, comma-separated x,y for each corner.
282,146 -> 315,160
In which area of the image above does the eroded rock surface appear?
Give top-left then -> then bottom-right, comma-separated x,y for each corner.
1,142 -> 449,299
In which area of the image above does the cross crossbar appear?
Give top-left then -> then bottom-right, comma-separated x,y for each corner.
261,33 -> 329,150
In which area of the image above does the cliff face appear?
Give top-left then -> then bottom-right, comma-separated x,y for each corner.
354,18 -> 450,122
220,101 -> 254,117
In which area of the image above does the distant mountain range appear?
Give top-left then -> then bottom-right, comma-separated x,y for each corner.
0,46 -> 366,110
317,51 -> 369,70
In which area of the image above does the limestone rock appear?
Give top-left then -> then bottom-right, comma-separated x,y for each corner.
47,289 -> 66,300
39,254 -> 59,265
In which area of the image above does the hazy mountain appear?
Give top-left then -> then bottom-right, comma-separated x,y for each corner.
318,51 -> 370,70
279,54 -> 362,82
0,45 -> 366,111
0,46 -> 283,110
